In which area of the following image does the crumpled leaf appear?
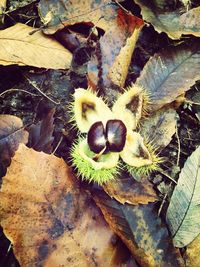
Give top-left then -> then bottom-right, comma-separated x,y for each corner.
103,172 -> 158,205
140,108 -> 177,150
27,108 -> 55,153
38,0 -> 117,34
166,145 -> 200,247
0,144 -> 129,267
93,190 -> 184,267
136,44 -> 200,112
134,1 -> 200,39
185,233 -> 200,267
0,114 -> 28,176
88,9 -> 143,92
0,23 -> 72,69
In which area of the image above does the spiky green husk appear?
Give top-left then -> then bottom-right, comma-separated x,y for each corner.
70,139 -> 119,184
126,139 -> 163,177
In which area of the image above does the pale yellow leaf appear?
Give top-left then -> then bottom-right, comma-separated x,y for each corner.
0,23 -> 72,69
166,146 -> 200,247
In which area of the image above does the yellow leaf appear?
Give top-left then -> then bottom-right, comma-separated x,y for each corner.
185,234 -> 200,267
0,23 -> 72,69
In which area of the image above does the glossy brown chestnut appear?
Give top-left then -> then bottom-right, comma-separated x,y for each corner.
106,120 -> 127,152
87,121 -> 106,153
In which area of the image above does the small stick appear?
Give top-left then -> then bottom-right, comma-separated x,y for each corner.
158,182 -> 172,216
24,76 -> 60,105
0,88 -> 39,98
157,170 -> 177,184
52,136 -> 63,155
113,0 -> 132,15
175,122 -> 181,166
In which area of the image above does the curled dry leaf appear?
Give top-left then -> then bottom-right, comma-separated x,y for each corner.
0,114 -> 28,176
93,190 -> 184,267
134,1 -> 200,39
27,108 -> 55,153
0,23 -> 72,69
184,234 -> 200,267
0,144 -> 129,267
103,172 -> 158,205
136,44 -> 200,112
88,9 -> 144,92
140,108 -> 177,151
166,145 -> 200,247
38,0 -> 117,34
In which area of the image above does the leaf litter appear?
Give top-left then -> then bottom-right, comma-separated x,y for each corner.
0,0 -> 200,266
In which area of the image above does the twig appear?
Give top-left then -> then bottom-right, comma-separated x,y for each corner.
113,0 -> 132,15
175,122 -> 181,166
0,88 -> 39,98
157,170 -> 177,184
158,182 -> 172,216
185,99 -> 200,106
52,136 -> 63,155
24,76 -> 60,105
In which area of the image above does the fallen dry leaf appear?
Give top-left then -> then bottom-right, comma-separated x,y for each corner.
27,108 -> 55,153
0,144 -> 130,267
134,1 -> 200,39
103,172 -> 157,205
136,44 -> 200,112
88,9 -> 143,92
38,0 -> 117,34
185,234 -> 200,267
93,190 -> 184,267
0,23 -> 72,69
166,145 -> 200,247
0,0 -> 6,13
140,108 -> 177,151
0,114 -> 28,176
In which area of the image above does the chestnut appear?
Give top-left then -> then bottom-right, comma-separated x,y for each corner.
87,121 -> 106,153
106,120 -> 127,152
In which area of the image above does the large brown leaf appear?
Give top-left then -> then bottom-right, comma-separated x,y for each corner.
134,1 -> 200,39
88,9 -> 143,92
136,44 -> 200,112
94,190 -> 184,267
0,114 -> 28,176
0,23 -> 72,69
0,144 -> 129,266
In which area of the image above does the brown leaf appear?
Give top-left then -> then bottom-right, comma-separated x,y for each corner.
0,144 -> 130,266
38,0 -> 117,34
140,108 -> 177,151
0,23 -> 72,69
88,9 -> 144,92
0,115 -> 28,176
103,172 -> 158,205
134,1 -> 200,39
136,44 -> 200,112
93,190 -> 185,267
27,108 -> 55,153
185,234 -> 200,267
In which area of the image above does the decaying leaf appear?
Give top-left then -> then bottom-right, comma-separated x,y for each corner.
136,44 -> 200,112
94,190 -> 184,267
140,108 -> 177,150
0,0 -> 6,16
88,9 -> 143,91
0,23 -> 72,69
0,144 -> 130,267
103,172 -> 157,205
185,233 -> 200,267
38,0 -> 117,34
134,1 -> 200,39
27,108 -> 55,153
166,145 -> 200,247
0,114 -> 28,176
